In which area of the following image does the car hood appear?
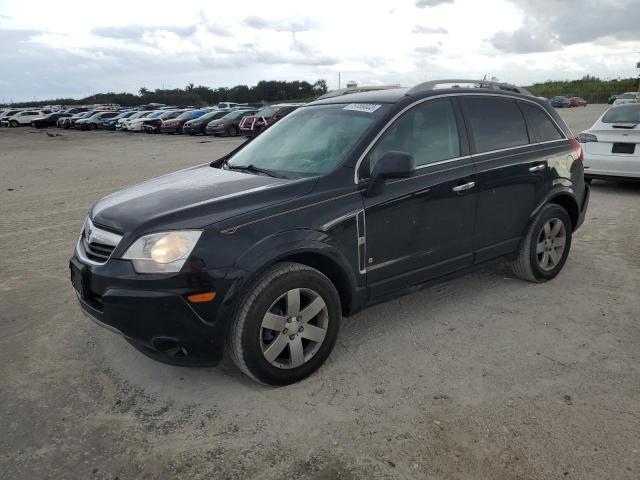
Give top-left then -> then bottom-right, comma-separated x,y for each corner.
90,164 -> 314,235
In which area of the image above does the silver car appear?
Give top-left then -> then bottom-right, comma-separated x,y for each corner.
578,104 -> 640,181
613,92 -> 640,106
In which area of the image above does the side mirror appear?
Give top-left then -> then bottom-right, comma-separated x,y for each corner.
365,151 -> 415,197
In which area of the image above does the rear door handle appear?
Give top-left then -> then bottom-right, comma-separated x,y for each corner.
529,164 -> 546,172
452,181 -> 475,193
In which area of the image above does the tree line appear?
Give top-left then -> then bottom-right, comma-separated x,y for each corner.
3,79 -> 329,108
526,76 -> 639,103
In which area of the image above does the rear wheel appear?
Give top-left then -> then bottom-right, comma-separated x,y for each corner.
227,262 -> 341,385
510,204 -> 572,282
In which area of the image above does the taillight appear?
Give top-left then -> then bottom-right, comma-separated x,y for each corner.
576,132 -> 598,143
570,138 -> 584,162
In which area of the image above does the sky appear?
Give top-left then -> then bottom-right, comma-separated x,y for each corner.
0,0 -> 639,102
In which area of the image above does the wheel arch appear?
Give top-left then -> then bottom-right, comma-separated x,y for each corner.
223,230 -> 360,319
548,193 -> 579,230
532,187 -> 580,231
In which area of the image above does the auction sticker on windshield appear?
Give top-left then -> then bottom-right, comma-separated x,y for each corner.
343,103 -> 382,113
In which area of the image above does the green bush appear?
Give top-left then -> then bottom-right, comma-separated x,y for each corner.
526,76 -> 639,103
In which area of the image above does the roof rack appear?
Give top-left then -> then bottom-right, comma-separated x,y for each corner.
406,79 -> 532,96
316,85 -> 401,101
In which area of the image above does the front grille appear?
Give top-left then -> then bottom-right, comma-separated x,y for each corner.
82,237 -> 115,262
77,218 -> 123,265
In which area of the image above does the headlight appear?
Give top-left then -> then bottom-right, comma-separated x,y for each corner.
122,230 -> 202,273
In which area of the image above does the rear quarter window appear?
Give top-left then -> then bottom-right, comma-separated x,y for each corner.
519,103 -> 564,142
463,97 -> 529,153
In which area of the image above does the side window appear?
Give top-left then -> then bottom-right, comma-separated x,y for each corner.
519,103 -> 563,142
368,99 -> 461,171
463,97 -> 529,152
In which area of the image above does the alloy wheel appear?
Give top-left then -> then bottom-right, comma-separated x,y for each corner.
536,218 -> 566,271
259,288 -> 328,369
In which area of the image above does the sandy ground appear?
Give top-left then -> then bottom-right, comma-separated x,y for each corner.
1,104 -> 639,479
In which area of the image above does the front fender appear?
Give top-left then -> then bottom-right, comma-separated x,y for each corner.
216,229 -> 360,325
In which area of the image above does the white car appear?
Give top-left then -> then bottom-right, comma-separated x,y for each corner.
613,92 -> 640,106
74,111 -> 120,130
117,111 -> 152,131
126,111 -> 165,132
1,110 -> 45,127
578,103 -> 640,181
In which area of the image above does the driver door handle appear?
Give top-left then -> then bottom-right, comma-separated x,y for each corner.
529,164 -> 546,172
452,181 -> 475,193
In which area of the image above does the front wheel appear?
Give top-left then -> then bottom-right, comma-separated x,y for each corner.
227,262 -> 341,385
510,204 -> 573,282
10,120 -> 18,127
227,125 -> 239,137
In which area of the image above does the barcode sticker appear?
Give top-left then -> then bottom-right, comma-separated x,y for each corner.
343,103 -> 382,113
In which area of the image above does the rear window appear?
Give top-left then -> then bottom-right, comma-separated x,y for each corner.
464,98 -> 529,152
619,93 -> 637,99
602,105 -> 640,123
519,103 -> 564,142
257,106 -> 280,118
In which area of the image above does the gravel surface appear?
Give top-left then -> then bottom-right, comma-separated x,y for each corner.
1,104 -> 639,479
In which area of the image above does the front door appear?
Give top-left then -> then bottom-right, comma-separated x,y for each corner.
359,98 -> 478,298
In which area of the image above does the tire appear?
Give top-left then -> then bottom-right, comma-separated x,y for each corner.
227,262 -> 341,385
510,204 -> 572,282
10,120 -> 18,128
227,125 -> 239,137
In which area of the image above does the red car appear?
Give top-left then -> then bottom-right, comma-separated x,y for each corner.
239,104 -> 301,137
569,97 -> 587,107
142,110 -> 188,133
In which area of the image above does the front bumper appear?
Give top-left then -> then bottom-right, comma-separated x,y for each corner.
160,124 -> 183,133
206,125 -> 226,135
183,125 -> 205,134
70,255 -> 234,366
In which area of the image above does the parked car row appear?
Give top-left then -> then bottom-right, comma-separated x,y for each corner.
550,96 -> 588,108
1,102 -> 306,138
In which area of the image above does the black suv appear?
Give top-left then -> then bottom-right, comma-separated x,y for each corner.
70,79 -> 589,385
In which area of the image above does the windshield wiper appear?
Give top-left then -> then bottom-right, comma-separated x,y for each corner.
224,162 -> 286,178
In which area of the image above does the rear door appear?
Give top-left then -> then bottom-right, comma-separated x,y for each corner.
461,96 -> 563,262
361,98 -> 477,297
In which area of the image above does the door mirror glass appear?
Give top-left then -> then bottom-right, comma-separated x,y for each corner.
366,151 -> 415,197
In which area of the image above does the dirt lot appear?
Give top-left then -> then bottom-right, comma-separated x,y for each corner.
1,104 -> 639,479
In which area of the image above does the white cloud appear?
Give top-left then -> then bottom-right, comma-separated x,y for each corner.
0,0 -> 638,102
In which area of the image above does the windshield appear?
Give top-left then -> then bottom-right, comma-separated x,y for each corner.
225,110 -> 253,120
602,105 -> 640,123
227,103 -> 389,177
256,106 -> 281,118
196,110 -> 223,122
159,110 -> 179,119
147,111 -> 164,118
177,110 -> 204,120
